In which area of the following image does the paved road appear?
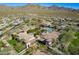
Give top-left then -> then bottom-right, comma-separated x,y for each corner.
49,46 -> 65,55
18,48 -> 27,55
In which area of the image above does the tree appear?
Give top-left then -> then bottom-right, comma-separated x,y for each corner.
68,31 -> 79,54
59,27 -> 76,54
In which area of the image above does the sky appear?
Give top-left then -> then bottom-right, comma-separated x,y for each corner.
0,3 -> 79,9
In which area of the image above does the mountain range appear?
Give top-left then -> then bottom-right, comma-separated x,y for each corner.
0,4 -> 79,18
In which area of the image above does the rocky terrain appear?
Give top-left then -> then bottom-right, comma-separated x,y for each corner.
0,4 -> 79,55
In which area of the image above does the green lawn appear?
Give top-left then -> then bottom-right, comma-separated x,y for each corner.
8,39 -> 26,53
8,39 -> 17,46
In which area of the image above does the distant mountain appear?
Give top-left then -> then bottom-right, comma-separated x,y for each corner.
0,4 -> 78,12
48,5 -> 74,11
0,4 -> 79,17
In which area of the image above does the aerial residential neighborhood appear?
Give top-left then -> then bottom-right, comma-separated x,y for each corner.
0,3 -> 79,55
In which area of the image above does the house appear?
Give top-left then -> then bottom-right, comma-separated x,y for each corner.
17,31 -> 36,48
2,17 -> 10,24
12,18 -> 23,26
0,24 -> 5,30
41,31 -> 60,46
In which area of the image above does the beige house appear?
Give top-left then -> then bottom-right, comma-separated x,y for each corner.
18,31 -> 36,48
41,31 -> 60,46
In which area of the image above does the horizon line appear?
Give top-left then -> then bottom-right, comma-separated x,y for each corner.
0,3 -> 79,9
